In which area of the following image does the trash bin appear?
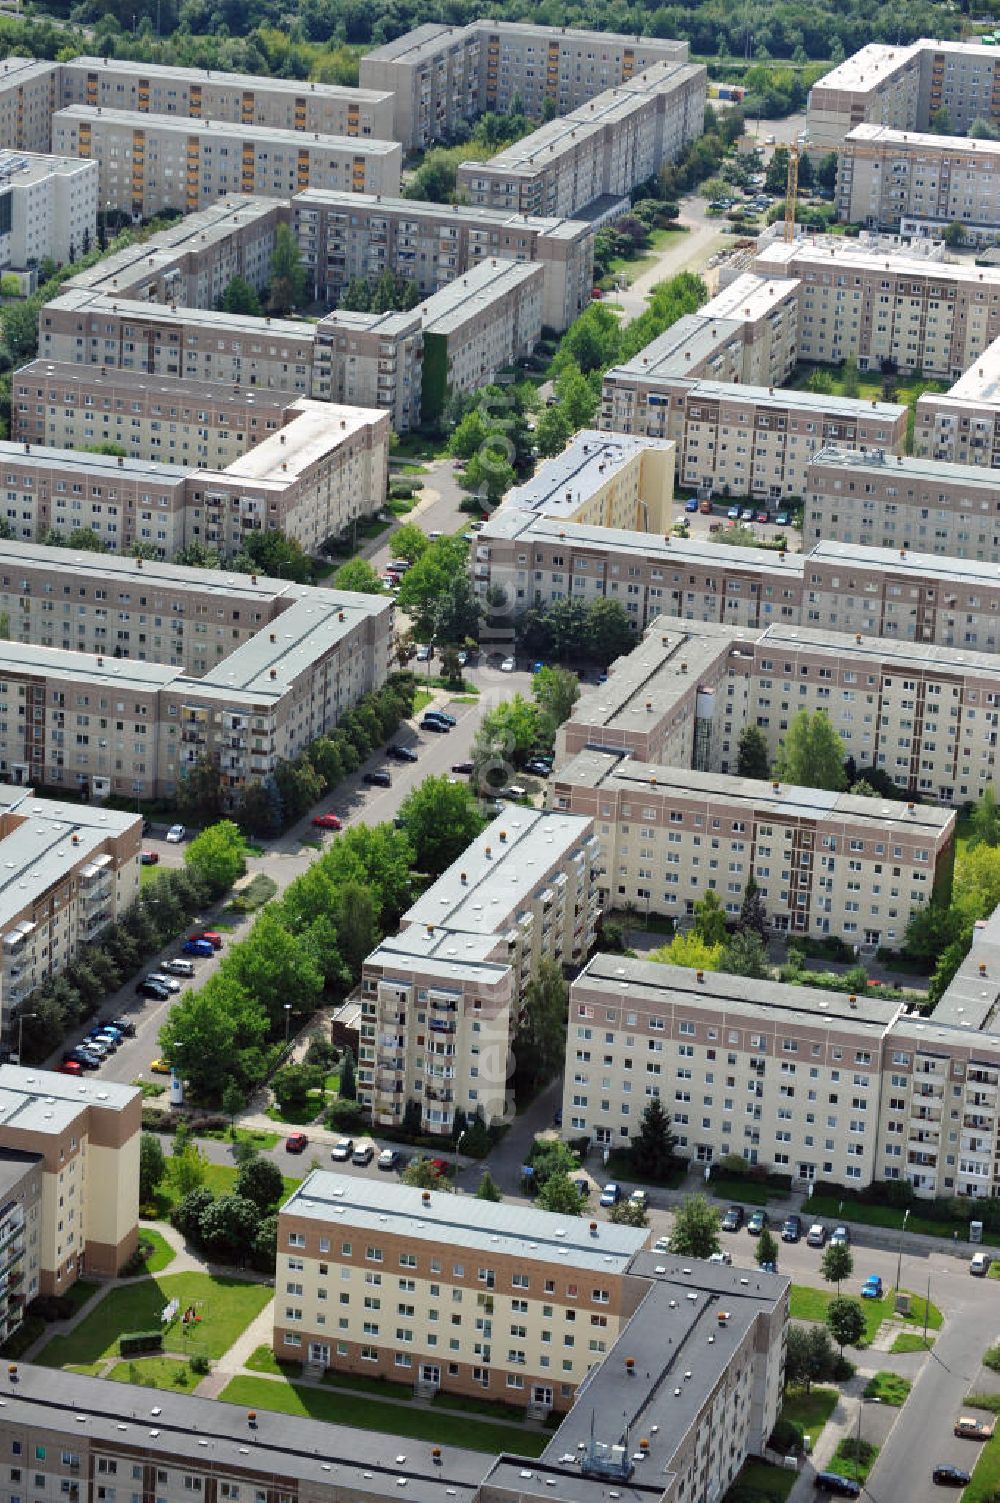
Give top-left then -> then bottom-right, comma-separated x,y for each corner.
971,1220 -> 984,1244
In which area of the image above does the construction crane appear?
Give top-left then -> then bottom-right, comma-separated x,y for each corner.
784,142 -> 799,243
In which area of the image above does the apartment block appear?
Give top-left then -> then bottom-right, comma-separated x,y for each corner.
11,362 -> 294,469
551,751 -> 954,944
0,151 -> 97,271
0,1153 -> 41,1343
501,429 -> 676,535
0,788 -> 140,1023
57,56 -> 395,140
836,124 -> 1000,234
275,1170 -> 648,1410
40,289 -> 317,393
311,308 -> 422,433
360,22 -> 688,150
807,39 -> 1000,154
913,332 -> 1000,464
418,260 -> 543,423
456,60 -> 705,218
51,107 -> 402,220
292,188 -> 595,333
358,809 -> 601,1135
806,445 -> 1000,559
63,196 -> 287,305
0,1063 -> 140,1283
753,236 -> 1000,378
0,58 -> 57,154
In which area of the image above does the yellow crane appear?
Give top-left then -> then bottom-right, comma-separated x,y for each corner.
784,142 -> 799,243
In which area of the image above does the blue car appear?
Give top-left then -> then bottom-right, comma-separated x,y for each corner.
182,938 -> 214,957
861,1275 -> 883,1299
684,498 -> 698,513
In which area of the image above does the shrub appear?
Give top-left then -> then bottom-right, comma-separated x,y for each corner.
768,1418 -> 803,1455
189,1354 -> 210,1375
325,1097 -> 366,1129
984,1343 -> 1000,1373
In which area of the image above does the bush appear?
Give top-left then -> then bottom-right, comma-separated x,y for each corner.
189,1354 -> 210,1375
768,1418 -> 803,1455
984,1343 -> 1000,1373
325,1097 -> 366,1129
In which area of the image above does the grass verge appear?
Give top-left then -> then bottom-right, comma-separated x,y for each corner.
828,1438 -> 879,1485
890,1331 -> 934,1354
722,1460 -> 796,1502
412,688 -> 433,715
864,1371 -> 911,1406
780,1386 -> 838,1446
108,1356 -> 199,1389
136,1227 -> 176,1274
218,1375 -> 547,1456
806,1193 -> 965,1239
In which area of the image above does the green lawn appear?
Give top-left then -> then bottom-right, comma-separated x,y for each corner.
891,1331 -> 934,1354
708,1176 -> 773,1206
788,1285 -> 938,1346
864,1371 -> 912,1406
723,1460 -> 796,1503
964,1431 -> 1000,1503
218,1375 -> 547,1457
781,1386 -> 838,1446
150,1163 -> 300,1217
62,1280 -> 101,1315
806,1194 -> 964,1239
245,1344 -> 299,1377
35,1273 -> 274,1367
828,1438 -> 879,1485
602,227 -> 687,286
196,1127 -> 280,1151
136,1228 -> 176,1274
108,1356 -> 199,1390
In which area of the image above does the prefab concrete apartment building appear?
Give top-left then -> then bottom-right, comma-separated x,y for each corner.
0,150 -> 97,272
836,123 -> 1000,235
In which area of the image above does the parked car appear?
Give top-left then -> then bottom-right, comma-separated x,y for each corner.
165,824 -> 186,843
182,939 -> 214,957
932,1465 -> 971,1487
755,510 -> 769,524
814,1472 -> 861,1498
162,958 -> 195,977
721,1206 -> 744,1232
378,1148 -> 400,1171
740,507 -> 755,522
503,785 -> 527,800
525,758 -> 553,776
65,1050 -> 99,1071
747,1210 -> 768,1235
136,979 -> 170,1000
285,1133 -> 309,1154
970,1251 -> 991,1276
149,1058 -> 172,1075
451,761 -> 474,774
330,1138 -> 354,1162
599,1183 -> 621,1207
574,1178 -> 590,1199
109,1017 -> 137,1037
312,812 -> 343,830
861,1275 -> 883,1300
91,1023 -> 122,1042
88,1029 -> 118,1050
830,1225 -> 850,1246
188,930 -> 222,950
146,972 -> 181,994
775,510 -> 791,526
420,717 -> 449,733
709,1250 -> 733,1265
415,644 -> 432,662
781,1215 -> 802,1243
629,1188 -> 649,1210
58,1060 -> 83,1076
500,655 -> 515,672
139,850 -> 159,865
426,710 -> 457,726
653,1236 -> 671,1253
806,1223 -> 828,1248
955,1415 -> 996,1439
363,770 -> 392,786
387,744 -> 418,762
352,1143 -> 375,1166
684,498 -> 698,513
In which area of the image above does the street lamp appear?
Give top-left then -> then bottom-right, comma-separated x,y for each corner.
454,1128 -> 466,1186
283,1003 -> 293,1046
895,1208 -> 910,1297
15,1011 -> 36,1067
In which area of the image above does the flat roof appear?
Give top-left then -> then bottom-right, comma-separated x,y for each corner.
0,1150 -> 42,1198
0,150 -> 93,185
502,430 -> 673,518
66,55 -> 392,105
0,1063 -> 140,1118
755,236 -> 1000,286
480,506 -> 796,569
940,331 -> 1000,402
293,187 -> 593,242
698,272 -> 799,323
0,56 -> 55,84
807,538 -> 1000,587
53,105 -> 400,154
365,928 -> 511,985
808,443 -> 1000,488
579,952 -> 903,1036
45,288 -> 313,340
554,750 -> 955,836
846,121 -> 1000,154
615,373 -> 904,419
194,591 -> 390,697
284,1169 -> 648,1272
402,807 -> 593,937
0,1362 -> 486,1503
759,618 -> 1000,677
604,311 -> 744,380
363,21 -> 685,64
809,42 -> 920,94
316,307 -> 420,338
0,806 -> 138,937
15,360 -> 294,415
219,400 -> 382,482
0,440 -> 188,486
420,258 -> 542,335
0,537 -> 300,606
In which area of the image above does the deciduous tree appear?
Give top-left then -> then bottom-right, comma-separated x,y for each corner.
826,1296 -> 866,1352
775,710 -> 847,792
397,776 -> 486,875
669,1194 -> 721,1260
737,724 -> 771,780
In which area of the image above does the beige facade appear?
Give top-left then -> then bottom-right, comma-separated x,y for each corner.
51,107 -> 402,220
0,58 -> 57,154
312,308 -> 422,434
358,809 -> 601,1135
275,1170 -> 647,1411
837,123 -> 1000,234
0,151 -> 97,271
456,60 -> 705,219
754,236 -> 1000,379
0,1154 -> 42,1343
12,362 -> 293,469
502,429 -> 676,535
359,22 -> 689,150
0,1064 -> 140,1284
292,188 -> 595,333
552,751 -> 954,945
806,445 -> 1000,559
57,56 -> 394,140
913,331 -> 1000,464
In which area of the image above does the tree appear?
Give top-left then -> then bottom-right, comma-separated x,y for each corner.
630,1097 -> 678,1180
176,755 -> 226,823
159,974 -> 270,1101
669,1195 -> 721,1260
268,223 -> 306,313
650,931 -> 722,971
462,445 -> 516,510
755,1226 -> 780,1269
610,1199 -> 649,1228
331,882 -> 378,977
693,889 -> 728,947
737,725 -> 771,780
271,1063 -> 324,1114
826,1296 -> 866,1352
735,874 -> 769,940
198,1193 -> 260,1262
339,1046 -> 356,1101
531,665 -> 580,733
475,1171 -> 503,1202
473,695 -> 540,789
970,787 -> 1000,849
536,1171 -> 583,1215
588,598 -> 635,666
252,1214 -> 278,1274
944,221 -> 965,249
516,958 -> 568,1087
841,356 -> 860,399
821,1241 -> 854,1294
184,820 -> 246,896
235,1155 -> 285,1212
175,541 -> 222,569
333,558 -> 383,594
528,1137 -> 579,1187
432,572 -> 482,647
720,930 -> 770,978
397,776 -> 486,874
390,523 -> 430,564
139,1132 -> 166,1204
402,1157 -> 450,1191
221,907 -> 323,1030
775,710 -> 847,792
170,1140 -> 208,1199
817,152 -> 839,192
172,1187 -> 214,1243
221,276 -> 262,316
221,1081 -> 245,1136
785,1325 -> 838,1393
396,537 -> 471,640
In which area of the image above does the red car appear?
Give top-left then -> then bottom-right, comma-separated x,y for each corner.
312,813 -> 343,831
285,1133 -> 308,1154
189,930 -> 223,950
140,850 -> 159,865
57,1060 -> 82,1076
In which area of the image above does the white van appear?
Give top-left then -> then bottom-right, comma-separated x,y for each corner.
970,1251 -> 991,1276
